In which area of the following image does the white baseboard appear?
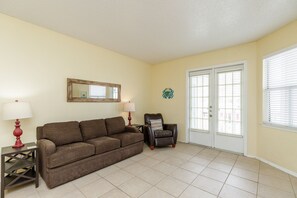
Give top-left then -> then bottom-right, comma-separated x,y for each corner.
245,154 -> 297,178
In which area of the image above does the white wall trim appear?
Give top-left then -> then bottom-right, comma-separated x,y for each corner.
242,61 -> 248,156
263,43 -> 297,60
186,60 -> 248,73
185,70 -> 190,143
246,154 -> 297,178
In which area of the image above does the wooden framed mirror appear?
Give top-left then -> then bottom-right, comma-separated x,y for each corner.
67,78 -> 121,102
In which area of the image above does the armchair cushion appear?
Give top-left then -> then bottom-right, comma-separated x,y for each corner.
144,113 -> 164,125
154,130 -> 173,138
150,119 -> 163,131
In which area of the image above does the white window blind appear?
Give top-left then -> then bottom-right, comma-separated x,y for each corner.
263,46 -> 297,130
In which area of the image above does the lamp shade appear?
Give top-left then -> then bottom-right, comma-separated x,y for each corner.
3,101 -> 32,120
124,102 -> 135,112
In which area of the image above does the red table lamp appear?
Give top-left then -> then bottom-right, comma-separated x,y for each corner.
124,101 -> 135,126
3,100 -> 32,148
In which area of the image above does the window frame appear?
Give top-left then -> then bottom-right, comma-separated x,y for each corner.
262,45 -> 297,132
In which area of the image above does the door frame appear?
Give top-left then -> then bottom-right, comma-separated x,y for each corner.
185,61 -> 248,155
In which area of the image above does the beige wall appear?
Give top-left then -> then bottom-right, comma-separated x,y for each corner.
257,21 -> 297,172
0,14 -> 151,148
151,43 -> 258,156
151,20 -> 297,173
1,12 -> 297,174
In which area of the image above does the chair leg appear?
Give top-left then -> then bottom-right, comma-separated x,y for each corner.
150,146 -> 155,150
172,144 -> 176,148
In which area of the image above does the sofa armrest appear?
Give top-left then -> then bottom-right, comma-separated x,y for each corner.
163,124 -> 178,144
37,139 -> 56,181
38,139 -> 56,155
125,126 -> 140,133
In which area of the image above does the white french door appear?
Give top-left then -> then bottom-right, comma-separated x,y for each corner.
188,64 -> 245,153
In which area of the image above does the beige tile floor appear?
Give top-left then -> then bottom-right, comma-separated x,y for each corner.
4,142 -> 297,198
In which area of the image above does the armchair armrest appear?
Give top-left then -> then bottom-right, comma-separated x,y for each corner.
125,126 -> 140,133
163,124 -> 178,144
143,125 -> 155,147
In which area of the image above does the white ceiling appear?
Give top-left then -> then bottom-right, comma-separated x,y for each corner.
0,0 -> 297,64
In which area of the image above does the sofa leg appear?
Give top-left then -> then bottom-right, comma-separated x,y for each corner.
172,144 -> 176,148
150,146 -> 155,150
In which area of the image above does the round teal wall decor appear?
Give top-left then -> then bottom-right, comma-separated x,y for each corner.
162,88 -> 174,99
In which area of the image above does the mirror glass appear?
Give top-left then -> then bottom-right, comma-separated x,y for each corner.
67,78 -> 121,102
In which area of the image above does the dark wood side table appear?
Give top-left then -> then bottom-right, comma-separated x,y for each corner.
131,124 -> 144,132
1,142 -> 39,198
131,124 -> 149,143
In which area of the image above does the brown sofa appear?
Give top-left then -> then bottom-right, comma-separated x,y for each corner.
36,116 -> 143,188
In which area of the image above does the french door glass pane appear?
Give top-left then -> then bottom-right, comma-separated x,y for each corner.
190,74 -> 210,131
217,70 -> 242,135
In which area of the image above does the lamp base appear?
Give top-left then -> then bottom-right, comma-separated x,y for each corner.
12,141 -> 24,148
128,111 -> 132,126
12,119 -> 25,148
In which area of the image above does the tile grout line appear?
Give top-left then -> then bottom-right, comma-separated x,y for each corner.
72,174 -> 100,198
289,175 -> 297,198
177,147 -> 225,197
124,152 -> 184,198
200,148 -> 223,197
100,175 -> 131,198
101,162 -> 152,198
256,159 -> 261,197
121,163 -> 156,198
224,155 -> 264,196
154,148 -> 201,197
175,146 -> 207,197
216,152 -> 239,197
144,146 -> 205,197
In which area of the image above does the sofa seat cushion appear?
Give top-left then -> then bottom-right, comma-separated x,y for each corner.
86,137 -> 121,154
48,142 -> 95,168
42,121 -> 83,146
110,132 -> 144,147
154,130 -> 173,138
80,119 -> 107,141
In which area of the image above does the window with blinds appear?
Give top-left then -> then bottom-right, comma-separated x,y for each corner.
263,46 -> 297,130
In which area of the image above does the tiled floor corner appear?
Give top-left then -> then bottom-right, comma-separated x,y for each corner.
4,142 -> 297,198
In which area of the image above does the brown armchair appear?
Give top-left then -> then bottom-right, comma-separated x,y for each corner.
144,113 -> 177,150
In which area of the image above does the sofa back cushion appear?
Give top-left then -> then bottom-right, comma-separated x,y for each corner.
42,121 -> 83,146
105,116 -> 125,135
80,119 -> 107,140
